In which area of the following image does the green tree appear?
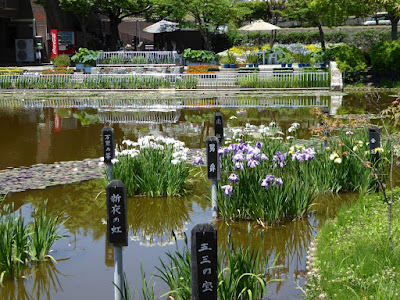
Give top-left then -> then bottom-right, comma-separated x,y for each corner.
58,0 -> 95,47
149,0 -> 232,50
282,0 -> 369,50
230,1 -> 270,27
94,0 -> 150,50
366,0 -> 400,40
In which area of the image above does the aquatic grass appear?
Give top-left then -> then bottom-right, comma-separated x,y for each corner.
156,235 -> 276,299
110,136 -> 190,197
305,189 -> 400,299
29,203 -> 65,262
0,202 -> 65,283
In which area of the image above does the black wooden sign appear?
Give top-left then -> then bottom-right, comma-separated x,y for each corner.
369,126 -> 381,162
102,127 -> 115,164
106,180 -> 128,247
214,113 -> 224,146
191,223 -> 218,300
206,137 -> 220,180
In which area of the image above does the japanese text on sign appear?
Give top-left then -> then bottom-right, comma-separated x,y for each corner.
191,224 -> 217,300
106,180 -> 128,246
206,137 -> 220,180
102,127 -> 115,164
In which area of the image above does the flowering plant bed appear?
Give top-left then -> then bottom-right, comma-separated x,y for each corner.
42,67 -> 74,75
187,65 -> 219,73
109,136 -> 190,197
193,119 -> 390,224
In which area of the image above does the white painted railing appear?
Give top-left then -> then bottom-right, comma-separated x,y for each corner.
0,72 -> 330,90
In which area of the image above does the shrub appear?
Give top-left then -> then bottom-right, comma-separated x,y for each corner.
369,40 -> 400,78
183,48 -> 217,63
53,54 -> 71,67
348,29 -> 391,50
326,44 -> 367,82
71,48 -> 102,66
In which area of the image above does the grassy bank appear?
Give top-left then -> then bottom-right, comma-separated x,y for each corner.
305,189 -> 400,299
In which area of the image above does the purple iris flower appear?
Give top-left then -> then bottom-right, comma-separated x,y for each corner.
228,173 -> 240,183
261,175 -> 275,190
221,185 -> 233,197
274,177 -> 284,186
272,151 -> 286,168
192,156 -> 205,165
247,159 -> 259,168
233,152 -> 244,162
256,141 -> 263,148
260,154 -> 269,161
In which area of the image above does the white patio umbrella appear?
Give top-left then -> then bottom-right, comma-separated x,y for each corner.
143,20 -> 179,33
238,20 -> 281,63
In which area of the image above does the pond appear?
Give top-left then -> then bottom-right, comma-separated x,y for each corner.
0,91 -> 397,299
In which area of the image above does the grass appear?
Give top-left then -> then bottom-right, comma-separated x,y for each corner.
304,188 -> 400,299
0,201 -> 64,283
155,235 -> 278,300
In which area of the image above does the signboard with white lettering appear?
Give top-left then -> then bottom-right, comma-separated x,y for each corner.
214,113 -> 224,146
106,180 -> 128,247
206,137 -> 220,180
191,223 -> 218,300
102,127 -> 115,164
369,126 -> 380,162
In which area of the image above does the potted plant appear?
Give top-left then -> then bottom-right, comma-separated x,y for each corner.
183,48 -> 217,65
219,55 -> 230,68
246,53 -> 259,68
226,51 -> 237,68
280,53 -> 295,68
71,48 -> 103,72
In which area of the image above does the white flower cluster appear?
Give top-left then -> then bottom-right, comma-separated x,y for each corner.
118,135 -> 189,165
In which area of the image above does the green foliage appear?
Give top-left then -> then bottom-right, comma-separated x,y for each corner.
370,40 -> 400,78
175,76 -> 198,89
105,54 -> 125,65
326,44 -> 367,81
71,48 -> 102,66
53,54 -> 71,67
156,238 -> 275,299
236,73 -> 330,88
305,189 -> 400,299
111,136 -> 190,197
129,56 -> 148,64
349,29 -> 391,50
183,48 -> 216,63
0,203 -> 64,282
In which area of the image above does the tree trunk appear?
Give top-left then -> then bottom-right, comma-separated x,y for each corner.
389,14 -> 399,40
109,15 -> 121,50
79,15 -> 89,48
317,23 -> 326,51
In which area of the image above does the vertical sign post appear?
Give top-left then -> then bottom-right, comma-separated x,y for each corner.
102,127 -> 125,300
206,137 -> 220,219
102,127 -> 115,182
369,126 -> 381,163
214,113 -> 224,146
106,180 -> 127,300
191,223 -> 218,300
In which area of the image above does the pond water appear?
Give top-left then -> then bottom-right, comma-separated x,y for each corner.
0,91 -> 397,299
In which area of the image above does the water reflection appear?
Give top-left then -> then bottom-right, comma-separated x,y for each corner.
0,261 -> 65,300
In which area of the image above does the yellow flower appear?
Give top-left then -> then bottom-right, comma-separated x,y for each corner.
295,144 -> 304,150
353,146 -> 358,151
374,147 -> 384,154
326,146 -> 331,151
289,146 -> 295,155
357,140 -> 364,147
